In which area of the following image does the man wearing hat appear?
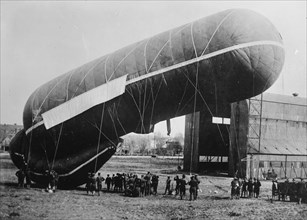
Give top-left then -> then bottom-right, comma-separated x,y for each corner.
96,173 -> 105,196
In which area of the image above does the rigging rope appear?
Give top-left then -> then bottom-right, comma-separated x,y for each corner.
303,163 -> 307,178
181,69 -> 227,148
108,107 -> 120,143
126,87 -> 146,133
51,123 -> 64,170
40,138 -> 51,170
94,103 -> 106,173
141,75 -> 149,133
190,62 -> 199,175
26,88 -> 43,166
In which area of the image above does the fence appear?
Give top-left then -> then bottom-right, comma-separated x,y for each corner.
245,154 -> 307,180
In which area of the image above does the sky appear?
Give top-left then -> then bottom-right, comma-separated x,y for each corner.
1,1 -> 306,136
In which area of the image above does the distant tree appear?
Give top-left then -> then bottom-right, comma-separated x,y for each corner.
156,147 -> 167,156
172,142 -> 183,155
123,136 -> 136,155
165,141 -> 182,156
138,136 -> 149,155
154,132 -> 168,148
153,132 -> 168,156
173,132 -> 184,145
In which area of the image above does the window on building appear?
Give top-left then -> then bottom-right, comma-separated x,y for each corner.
212,117 -> 231,125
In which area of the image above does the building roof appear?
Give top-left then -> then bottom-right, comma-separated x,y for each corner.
252,93 -> 307,106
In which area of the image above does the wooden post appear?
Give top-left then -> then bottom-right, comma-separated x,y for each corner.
183,112 -> 200,172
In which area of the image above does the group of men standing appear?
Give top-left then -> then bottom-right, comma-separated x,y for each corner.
86,172 -> 106,196
231,177 -> 261,199
15,160 -> 59,193
44,170 -> 59,193
272,178 -> 306,204
171,174 -> 200,201
85,172 -> 200,200
86,172 -> 160,197
124,172 -> 159,197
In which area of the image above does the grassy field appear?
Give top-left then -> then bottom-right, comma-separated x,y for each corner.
1,155 -> 307,219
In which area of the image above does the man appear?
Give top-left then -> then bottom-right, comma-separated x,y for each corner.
174,175 -> 180,195
254,179 -> 261,198
133,175 -> 141,197
140,175 -> 146,197
90,173 -> 96,195
113,173 -> 120,192
96,173 -> 105,196
111,174 -> 115,191
44,170 -> 54,193
297,178 -> 306,204
15,169 -> 25,188
231,177 -> 240,199
145,172 -> 151,196
247,178 -> 254,198
49,170 -> 59,191
118,173 -> 123,192
105,174 -> 112,192
151,175 -> 159,195
86,172 -> 92,195
122,173 -> 127,191
272,179 -> 278,200
194,175 -> 200,199
279,179 -> 290,201
179,174 -> 187,200
252,178 -> 257,197
45,171 -> 54,193
241,178 -> 247,198
188,176 -> 198,201
125,174 -> 135,197
24,164 -> 31,188
164,176 -> 171,195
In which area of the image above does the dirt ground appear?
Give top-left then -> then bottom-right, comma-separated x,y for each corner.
1,154 -> 307,220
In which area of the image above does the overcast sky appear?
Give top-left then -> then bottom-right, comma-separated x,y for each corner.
1,1 -> 306,136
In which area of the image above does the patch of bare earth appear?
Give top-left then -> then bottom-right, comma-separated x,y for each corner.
1,156 -> 306,219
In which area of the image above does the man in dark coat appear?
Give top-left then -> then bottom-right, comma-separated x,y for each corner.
96,173 -> 105,196
86,172 -> 91,194
297,178 -> 306,204
272,180 -> 278,200
133,175 -> 141,197
15,169 -> 25,188
164,176 -> 171,195
140,175 -> 146,197
85,173 -> 96,195
254,179 -> 261,198
145,172 -> 151,196
90,173 -> 96,195
49,170 -> 59,190
179,174 -> 187,200
111,174 -> 115,191
151,175 -> 159,195
247,178 -> 254,198
105,174 -> 112,192
241,178 -> 247,198
174,175 -> 180,195
188,176 -> 198,201
231,177 -> 240,199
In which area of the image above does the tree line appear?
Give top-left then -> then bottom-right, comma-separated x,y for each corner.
118,132 -> 184,156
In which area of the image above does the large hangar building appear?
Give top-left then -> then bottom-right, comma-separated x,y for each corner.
184,93 -> 307,179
